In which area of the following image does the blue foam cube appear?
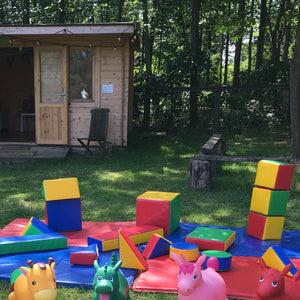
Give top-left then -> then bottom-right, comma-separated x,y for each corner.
45,198 -> 82,232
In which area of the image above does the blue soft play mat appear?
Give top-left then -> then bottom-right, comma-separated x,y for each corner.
0,219 -> 299,288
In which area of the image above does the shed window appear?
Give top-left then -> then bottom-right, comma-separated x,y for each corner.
69,49 -> 93,100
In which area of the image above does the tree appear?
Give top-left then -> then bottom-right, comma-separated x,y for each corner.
256,0 -> 267,70
290,11 -> 300,158
189,0 -> 201,126
268,0 -> 287,63
247,0 -> 255,74
142,0 -> 153,130
233,0 -> 246,86
23,0 -> 30,24
282,0 -> 292,61
117,0 -> 125,21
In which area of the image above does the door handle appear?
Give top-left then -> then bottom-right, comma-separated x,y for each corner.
60,90 -> 66,102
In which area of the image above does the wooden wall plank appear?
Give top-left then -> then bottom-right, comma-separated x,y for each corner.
68,43 -> 130,146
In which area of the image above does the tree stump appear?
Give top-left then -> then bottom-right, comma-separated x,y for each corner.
190,159 -> 211,191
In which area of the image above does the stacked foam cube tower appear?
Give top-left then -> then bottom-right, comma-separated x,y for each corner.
42,177 -> 82,232
247,160 -> 295,240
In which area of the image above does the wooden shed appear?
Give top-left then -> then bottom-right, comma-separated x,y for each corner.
0,23 -> 139,146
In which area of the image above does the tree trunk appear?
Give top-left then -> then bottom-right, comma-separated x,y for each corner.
283,20 -> 291,61
290,11 -> 300,158
256,0 -> 267,70
206,30 -> 212,84
142,0 -> 152,130
59,0 -> 66,23
233,0 -> 245,86
233,36 -> 242,86
248,0 -> 255,75
0,1 -> 4,22
189,0 -> 201,126
269,0 -> 287,63
219,34 -> 224,85
23,0 -> 30,24
282,0 -> 291,61
223,33 -> 229,85
117,0 -> 125,22
223,2 -> 231,85
248,29 -> 253,75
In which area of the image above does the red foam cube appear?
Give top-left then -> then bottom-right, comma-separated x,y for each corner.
136,191 -> 180,235
247,211 -> 285,240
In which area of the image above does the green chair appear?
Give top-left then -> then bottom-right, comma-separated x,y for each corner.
77,108 -> 111,154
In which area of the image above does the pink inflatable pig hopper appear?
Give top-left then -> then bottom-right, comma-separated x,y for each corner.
254,258 -> 300,300
172,252 -> 228,300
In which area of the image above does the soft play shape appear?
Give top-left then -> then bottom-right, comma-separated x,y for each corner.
118,229 -> 148,270
21,217 -> 52,236
262,246 -> 298,277
43,177 -> 82,232
92,252 -> 130,300
0,232 -> 67,255
142,233 -> 172,259
185,226 -> 235,251
70,244 -> 99,265
88,225 -> 163,251
254,160 -> 295,190
170,242 -> 199,262
250,187 -> 289,216
172,252 -> 228,300
2,219 -> 300,296
247,211 -> 285,240
254,258 -> 300,300
9,257 -> 57,300
201,250 -> 232,271
132,254 -> 300,299
136,191 -> 180,234
45,199 -> 82,232
42,177 -> 80,200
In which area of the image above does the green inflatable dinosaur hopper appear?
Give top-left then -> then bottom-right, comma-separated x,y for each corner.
92,252 -> 130,300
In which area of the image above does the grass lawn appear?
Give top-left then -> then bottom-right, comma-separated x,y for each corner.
0,129 -> 299,299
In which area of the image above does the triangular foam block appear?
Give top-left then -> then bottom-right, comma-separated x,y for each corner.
20,217 -> 52,236
119,229 -> 148,270
262,245 -> 298,277
142,233 -> 172,259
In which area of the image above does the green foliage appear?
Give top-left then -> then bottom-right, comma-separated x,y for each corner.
0,0 -> 298,132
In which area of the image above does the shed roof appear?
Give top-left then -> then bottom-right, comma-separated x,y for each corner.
0,23 -> 139,48
0,23 -> 139,36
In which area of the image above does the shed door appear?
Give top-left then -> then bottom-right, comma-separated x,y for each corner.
34,46 -> 68,144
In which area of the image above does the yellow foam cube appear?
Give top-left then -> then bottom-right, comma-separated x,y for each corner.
254,160 -> 295,190
42,177 -> 80,201
250,187 -> 288,216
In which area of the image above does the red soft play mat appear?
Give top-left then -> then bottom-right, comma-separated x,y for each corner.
132,255 -> 300,299
0,218 -> 136,247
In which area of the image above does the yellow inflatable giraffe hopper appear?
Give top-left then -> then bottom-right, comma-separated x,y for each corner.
8,257 -> 57,300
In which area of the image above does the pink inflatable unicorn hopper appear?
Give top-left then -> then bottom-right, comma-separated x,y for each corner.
172,252 -> 228,300
254,258 -> 300,300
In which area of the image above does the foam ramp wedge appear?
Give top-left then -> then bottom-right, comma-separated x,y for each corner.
118,229 -> 148,270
